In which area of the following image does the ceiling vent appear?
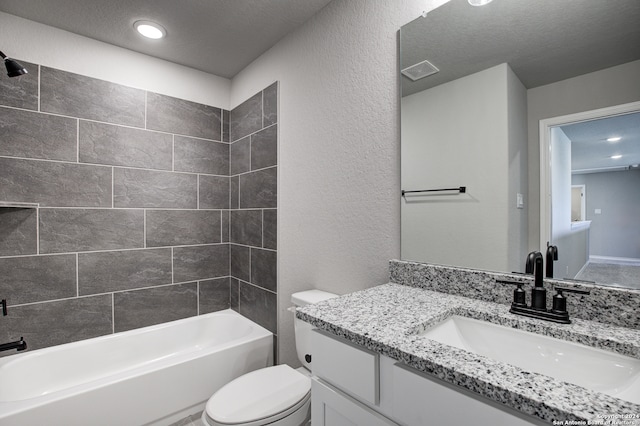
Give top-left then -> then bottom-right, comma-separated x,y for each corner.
401,59 -> 439,81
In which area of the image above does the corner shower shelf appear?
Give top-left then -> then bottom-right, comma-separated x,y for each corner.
0,201 -> 40,209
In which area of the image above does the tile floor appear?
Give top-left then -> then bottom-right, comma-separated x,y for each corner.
170,412 -> 204,426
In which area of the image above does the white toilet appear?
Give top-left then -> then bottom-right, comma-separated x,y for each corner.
201,289 -> 338,426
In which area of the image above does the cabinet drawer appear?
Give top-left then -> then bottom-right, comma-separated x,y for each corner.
311,330 -> 379,405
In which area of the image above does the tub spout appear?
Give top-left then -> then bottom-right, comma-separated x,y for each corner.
0,337 -> 27,352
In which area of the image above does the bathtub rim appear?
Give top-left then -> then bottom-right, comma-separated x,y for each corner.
0,308 -> 273,417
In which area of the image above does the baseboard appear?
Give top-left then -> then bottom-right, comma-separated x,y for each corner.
588,256 -> 640,266
574,261 -> 590,278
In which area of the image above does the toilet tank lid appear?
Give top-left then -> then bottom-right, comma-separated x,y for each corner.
291,289 -> 338,306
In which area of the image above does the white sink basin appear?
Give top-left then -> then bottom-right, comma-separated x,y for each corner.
420,315 -> 640,404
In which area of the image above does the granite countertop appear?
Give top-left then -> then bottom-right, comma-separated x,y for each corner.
297,283 -> 640,423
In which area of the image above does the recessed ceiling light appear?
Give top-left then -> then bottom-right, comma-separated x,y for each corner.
468,0 -> 494,6
611,154 -> 623,159
134,20 -> 166,39
607,137 -> 621,142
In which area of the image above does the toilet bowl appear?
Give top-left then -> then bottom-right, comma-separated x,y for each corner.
201,289 -> 338,426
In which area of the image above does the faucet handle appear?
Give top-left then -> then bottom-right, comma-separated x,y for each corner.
552,286 -> 590,315
496,280 -> 527,308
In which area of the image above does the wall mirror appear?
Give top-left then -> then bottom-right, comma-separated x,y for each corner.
400,0 -> 640,289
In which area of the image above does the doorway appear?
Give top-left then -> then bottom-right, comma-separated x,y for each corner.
540,101 -> 640,287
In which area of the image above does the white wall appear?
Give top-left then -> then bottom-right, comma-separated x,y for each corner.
506,65 -> 529,271
229,0 -> 448,366
401,64 -> 509,271
400,63 -> 527,274
0,11 -> 231,108
551,127 -> 572,239
550,127 -> 589,278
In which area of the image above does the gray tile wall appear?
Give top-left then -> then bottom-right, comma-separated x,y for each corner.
229,83 -> 278,340
0,65 -> 278,356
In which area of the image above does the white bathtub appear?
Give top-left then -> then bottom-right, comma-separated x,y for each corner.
0,309 -> 273,426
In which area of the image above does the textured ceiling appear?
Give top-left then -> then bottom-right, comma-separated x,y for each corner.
562,112 -> 640,172
0,0 -> 333,78
401,0 -> 640,96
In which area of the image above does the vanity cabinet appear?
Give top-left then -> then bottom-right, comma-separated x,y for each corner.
311,329 -> 541,426
311,380 -> 396,426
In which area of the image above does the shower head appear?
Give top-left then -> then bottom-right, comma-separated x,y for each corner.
0,51 -> 28,77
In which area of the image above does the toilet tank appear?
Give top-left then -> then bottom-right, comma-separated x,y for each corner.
291,290 -> 338,370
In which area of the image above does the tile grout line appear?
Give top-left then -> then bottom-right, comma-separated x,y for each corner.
111,167 -> 115,208
76,119 -> 80,163
235,278 -> 277,296
228,177 -> 232,211
29,206 -> 233,211
37,65 -> 41,112
0,104 -> 225,143
143,210 -> 147,248
10,277 -> 233,308
75,253 -> 79,297
111,293 -> 115,334
227,122 -> 277,145
144,91 -> 147,130
36,207 -> 40,255
0,153 -> 267,178
0,242 -> 231,260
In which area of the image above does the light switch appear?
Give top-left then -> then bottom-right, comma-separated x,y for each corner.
595,209 -> 602,214
516,193 -> 524,209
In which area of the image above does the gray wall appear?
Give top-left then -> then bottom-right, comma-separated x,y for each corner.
527,60 -> 640,252
230,0 -> 443,367
228,84 -> 279,339
0,62 -> 278,354
401,64 -> 527,273
573,170 -> 640,260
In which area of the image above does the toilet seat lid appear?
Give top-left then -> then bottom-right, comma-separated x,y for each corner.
206,364 -> 311,425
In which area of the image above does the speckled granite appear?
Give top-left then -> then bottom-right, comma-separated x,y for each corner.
389,260 -> 640,329
297,284 -> 640,424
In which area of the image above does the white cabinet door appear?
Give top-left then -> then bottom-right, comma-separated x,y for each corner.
391,363 -> 542,426
311,329 -> 379,405
312,379 -> 398,426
